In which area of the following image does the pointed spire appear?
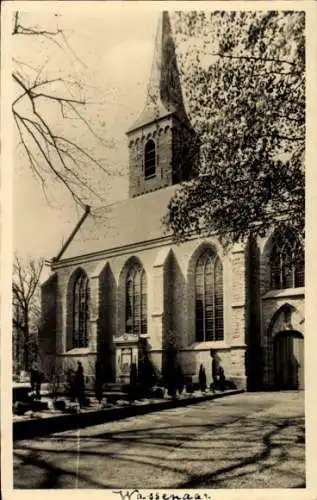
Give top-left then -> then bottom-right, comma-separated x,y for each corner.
127,11 -> 189,133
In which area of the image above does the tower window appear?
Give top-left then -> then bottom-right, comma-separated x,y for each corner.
144,139 -> 156,178
195,249 -> 224,342
270,231 -> 304,290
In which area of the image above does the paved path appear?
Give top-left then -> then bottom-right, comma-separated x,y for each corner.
13,391 -> 305,489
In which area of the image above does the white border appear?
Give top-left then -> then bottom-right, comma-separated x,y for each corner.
1,1 -> 316,499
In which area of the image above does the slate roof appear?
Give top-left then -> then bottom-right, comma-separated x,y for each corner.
59,185 -> 178,260
58,12 -> 188,262
127,11 -> 190,133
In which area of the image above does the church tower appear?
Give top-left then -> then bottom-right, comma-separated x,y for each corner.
127,11 -> 195,198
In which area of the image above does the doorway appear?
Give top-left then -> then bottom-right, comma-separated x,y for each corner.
274,330 -> 304,390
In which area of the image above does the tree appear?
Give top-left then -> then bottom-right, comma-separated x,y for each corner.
165,11 -> 305,248
12,254 -> 44,372
163,330 -> 179,397
12,11 -> 113,209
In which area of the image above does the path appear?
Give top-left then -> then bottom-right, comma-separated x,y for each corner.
13,391 -> 305,489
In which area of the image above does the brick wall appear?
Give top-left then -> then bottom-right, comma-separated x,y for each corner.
258,232 -> 305,388
261,294 -> 304,388
245,237 -> 262,390
128,119 -> 173,198
230,245 -> 247,347
40,273 -> 57,378
50,234 -> 249,386
128,116 -> 195,198
171,122 -> 195,183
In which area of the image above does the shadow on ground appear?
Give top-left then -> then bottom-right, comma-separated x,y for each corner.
14,408 -> 305,489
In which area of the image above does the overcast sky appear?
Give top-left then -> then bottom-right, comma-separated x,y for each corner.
11,5 -> 162,259
8,2 -> 316,262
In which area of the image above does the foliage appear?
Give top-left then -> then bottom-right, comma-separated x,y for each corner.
137,339 -> 157,389
165,11 -> 305,248
198,364 -> 207,392
45,358 -> 63,398
163,330 -> 179,396
176,365 -> 185,394
94,359 -> 103,402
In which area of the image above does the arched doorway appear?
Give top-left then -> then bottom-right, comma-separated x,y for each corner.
274,330 -> 304,390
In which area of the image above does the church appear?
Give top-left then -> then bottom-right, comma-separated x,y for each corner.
40,12 -> 305,391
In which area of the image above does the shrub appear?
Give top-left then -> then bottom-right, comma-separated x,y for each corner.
53,399 -> 66,411
31,400 -> 48,411
176,366 -> 185,394
152,387 -> 164,399
13,401 -> 30,415
225,379 -> 237,390
186,382 -> 194,394
198,364 -> 207,392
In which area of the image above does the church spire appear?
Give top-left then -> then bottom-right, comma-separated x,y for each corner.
127,11 -> 195,198
128,11 -> 189,133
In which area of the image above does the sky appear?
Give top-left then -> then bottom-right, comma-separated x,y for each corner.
7,2 -> 316,263
11,5 -> 162,259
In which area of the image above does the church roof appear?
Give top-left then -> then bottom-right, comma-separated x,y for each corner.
58,185 -> 178,261
55,13 -> 191,263
127,11 -> 190,133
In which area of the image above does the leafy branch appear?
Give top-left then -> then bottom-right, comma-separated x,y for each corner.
165,11 -> 305,247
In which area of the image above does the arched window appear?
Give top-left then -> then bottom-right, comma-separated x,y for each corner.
144,139 -> 156,178
126,263 -> 147,335
195,249 -> 224,342
73,271 -> 89,348
270,231 -> 304,290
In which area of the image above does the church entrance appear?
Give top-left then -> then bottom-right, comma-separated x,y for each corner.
273,330 -> 304,390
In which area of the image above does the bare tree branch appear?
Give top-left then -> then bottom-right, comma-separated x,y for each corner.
210,51 -> 297,66
13,254 -> 44,309
12,11 -> 114,208
15,111 -> 84,205
60,29 -> 88,69
13,254 -> 44,371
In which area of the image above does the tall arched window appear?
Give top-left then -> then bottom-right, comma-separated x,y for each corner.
270,231 -> 304,289
126,263 -> 147,335
73,271 -> 89,348
144,139 -> 156,178
195,249 -> 224,342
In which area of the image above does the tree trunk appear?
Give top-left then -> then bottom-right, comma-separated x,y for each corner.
23,308 -> 29,371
